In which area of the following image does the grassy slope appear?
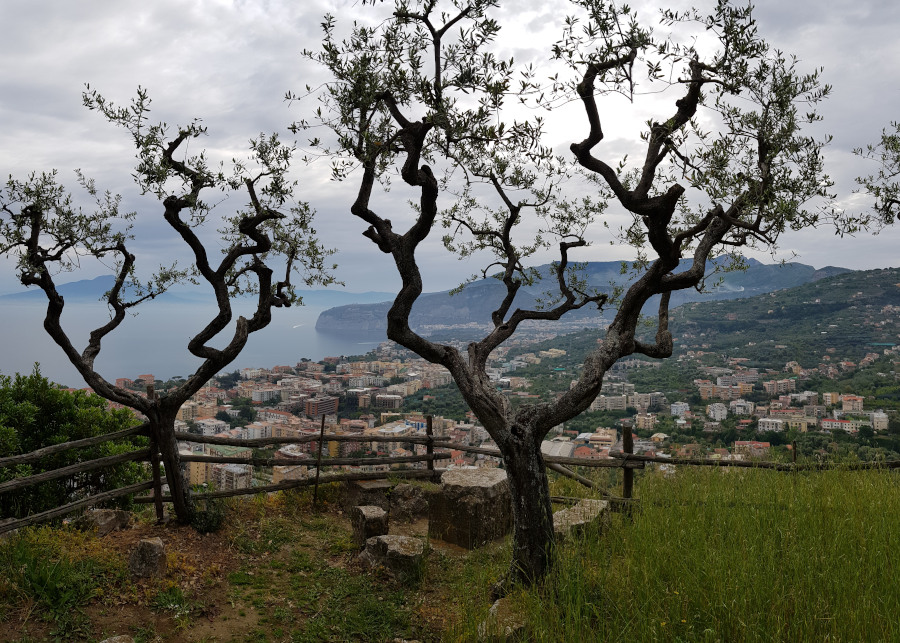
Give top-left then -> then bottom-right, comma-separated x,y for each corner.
492,465 -> 900,642
3,466 -> 899,642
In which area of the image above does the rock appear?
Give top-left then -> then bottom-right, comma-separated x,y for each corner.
553,499 -> 609,543
342,479 -> 392,511
478,597 -> 527,641
73,509 -> 131,536
390,483 -> 436,522
350,505 -> 389,548
99,636 -> 135,643
129,537 -> 166,578
429,469 -> 512,549
359,535 -> 425,582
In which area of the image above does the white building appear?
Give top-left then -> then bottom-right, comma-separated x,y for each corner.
252,387 -> 281,403
706,403 -> 728,421
729,399 -> 755,416
670,401 -> 690,417
196,418 -> 229,436
758,418 -> 784,432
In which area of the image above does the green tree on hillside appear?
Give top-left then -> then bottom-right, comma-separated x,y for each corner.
0,368 -> 145,519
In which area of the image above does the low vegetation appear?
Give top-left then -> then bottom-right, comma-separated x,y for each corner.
494,465 -> 900,641
2,463 -> 899,641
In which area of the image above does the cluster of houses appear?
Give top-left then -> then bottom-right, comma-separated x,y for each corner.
100,330 -> 895,491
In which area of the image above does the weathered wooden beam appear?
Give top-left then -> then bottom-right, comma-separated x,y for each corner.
449,443 -> 644,469
0,478 -> 160,535
0,423 -> 149,468
173,431 -> 453,448
180,453 -> 450,467
134,468 -> 441,503
0,449 -> 151,494
608,452 -> 794,471
547,462 -> 610,497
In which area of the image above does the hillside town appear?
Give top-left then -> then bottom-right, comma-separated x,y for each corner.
94,331 -> 900,493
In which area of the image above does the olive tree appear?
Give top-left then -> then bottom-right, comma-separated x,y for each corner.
299,0 -> 837,591
0,88 -> 335,522
854,121 -> 900,224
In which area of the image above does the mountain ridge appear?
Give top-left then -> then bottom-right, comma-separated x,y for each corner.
0,276 -> 394,308
315,259 -> 852,333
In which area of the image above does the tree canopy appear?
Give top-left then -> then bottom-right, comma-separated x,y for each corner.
0,87 -> 336,521
855,121 -> 900,225
299,0 -> 850,591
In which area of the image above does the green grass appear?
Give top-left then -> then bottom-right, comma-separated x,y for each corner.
3,470 -> 899,641
0,525 -> 124,638
452,465 -> 900,641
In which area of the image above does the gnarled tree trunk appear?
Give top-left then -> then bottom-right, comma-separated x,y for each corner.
498,428 -> 555,593
148,408 -> 193,522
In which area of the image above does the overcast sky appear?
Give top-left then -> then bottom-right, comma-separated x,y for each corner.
2,0 -> 898,300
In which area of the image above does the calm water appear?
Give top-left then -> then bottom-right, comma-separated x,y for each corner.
0,302 -> 386,387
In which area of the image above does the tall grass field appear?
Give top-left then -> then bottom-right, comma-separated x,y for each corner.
453,465 -> 900,641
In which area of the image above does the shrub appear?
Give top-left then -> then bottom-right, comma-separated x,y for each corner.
0,367 -> 147,519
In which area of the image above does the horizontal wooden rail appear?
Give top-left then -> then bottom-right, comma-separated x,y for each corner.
445,443 -> 645,469
180,453 -> 450,467
0,478 -> 162,535
134,469 -> 440,503
547,463 -> 608,496
607,451 -> 900,472
0,448 -> 151,494
174,431 -> 452,448
0,423 -> 149,469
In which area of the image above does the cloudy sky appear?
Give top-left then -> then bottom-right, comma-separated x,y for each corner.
1,0 -> 898,301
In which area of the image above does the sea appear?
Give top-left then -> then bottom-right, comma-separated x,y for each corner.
0,301 -> 387,388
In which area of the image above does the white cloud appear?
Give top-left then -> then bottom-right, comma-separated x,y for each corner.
1,0 -> 898,303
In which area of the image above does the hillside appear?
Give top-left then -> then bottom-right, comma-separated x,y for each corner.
669,267 -> 900,367
315,259 -> 849,332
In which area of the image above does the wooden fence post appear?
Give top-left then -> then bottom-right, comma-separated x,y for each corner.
622,420 -> 634,500
426,415 -> 437,483
313,414 -> 327,509
147,384 -> 165,523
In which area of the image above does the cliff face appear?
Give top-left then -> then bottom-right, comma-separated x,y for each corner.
316,302 -> 393,332
315,260 -> 852,333
314,280 -> 539,332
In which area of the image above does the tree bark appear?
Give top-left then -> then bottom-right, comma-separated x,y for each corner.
149,410 -> 193,522
495,428 -> 555,596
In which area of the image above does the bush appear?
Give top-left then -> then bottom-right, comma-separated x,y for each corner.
189,494 -> 228,534
0,367 -> 146,519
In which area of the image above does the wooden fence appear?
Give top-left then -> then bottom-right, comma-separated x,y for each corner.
3,416 -> 900,536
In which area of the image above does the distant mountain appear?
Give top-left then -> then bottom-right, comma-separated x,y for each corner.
0,275 -> 126,302
0,276 -> 393,308
315,259 -> 853,332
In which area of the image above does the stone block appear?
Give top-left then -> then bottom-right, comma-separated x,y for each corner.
129,537 -> 166,578
360,534 -> 425,582
99,636 -> 135,643
429,469 -> 511,549
553,499 -> 609,543
350,505 -> 389,548
390,482 -> 436,522
342,479 -> 392,511
73,509 -> 131,536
